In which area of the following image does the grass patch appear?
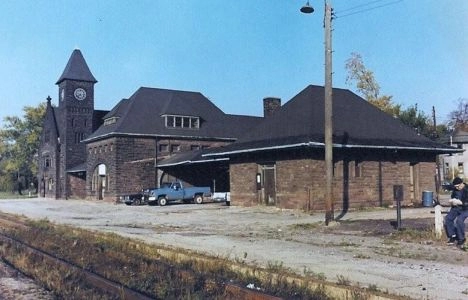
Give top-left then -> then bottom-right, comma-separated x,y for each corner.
0,191 -> 36,199
386,227 -> 435,243
0,217 -> 350,299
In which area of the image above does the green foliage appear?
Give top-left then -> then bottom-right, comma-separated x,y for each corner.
398,104 -> 434,137
0,102 -> 46,191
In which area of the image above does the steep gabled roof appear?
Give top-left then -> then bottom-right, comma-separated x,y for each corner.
43,97 -> 60,142
446,129 -> 468,144
84,87 -> 262,142
56,49 -> 97,84
206,85 -> 459,156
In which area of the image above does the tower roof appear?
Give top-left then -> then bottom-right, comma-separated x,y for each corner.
56,49 -> 97,84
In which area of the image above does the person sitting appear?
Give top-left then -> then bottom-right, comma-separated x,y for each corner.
445,177 -> 463,245
454,181 -> 468,248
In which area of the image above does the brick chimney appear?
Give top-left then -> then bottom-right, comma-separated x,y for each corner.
263,97 -> 281,117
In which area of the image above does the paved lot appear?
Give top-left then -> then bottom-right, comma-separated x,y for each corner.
0,197 -> 467,299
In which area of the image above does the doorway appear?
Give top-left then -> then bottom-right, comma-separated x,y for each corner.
261,163 -> 276,206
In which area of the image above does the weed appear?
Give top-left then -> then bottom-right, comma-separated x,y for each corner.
387,227 -> 434,242
353,253 -> 370,259
289,222 -> 321,230
351,288 -> 371,300
337,274 -> 351,286
266,260 -> 285,272
302,267 -> 326,281
367,284 -> 379,292
337,240 -> 359,247
0,216 -> 393,299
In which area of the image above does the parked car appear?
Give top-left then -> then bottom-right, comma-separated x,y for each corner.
442,182 -> 455,192
121,188 -> 153,205
143,181 -> 211,206
122,193 -> 143,205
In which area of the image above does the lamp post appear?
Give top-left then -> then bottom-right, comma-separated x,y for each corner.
301,0 -> 334,225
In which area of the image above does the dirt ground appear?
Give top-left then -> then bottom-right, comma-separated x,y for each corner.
0,197 -> 467,300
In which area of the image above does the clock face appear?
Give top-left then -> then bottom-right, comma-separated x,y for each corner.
74,88 -> 86,101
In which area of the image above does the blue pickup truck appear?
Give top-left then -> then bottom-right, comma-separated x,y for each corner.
143,181 -> 212,206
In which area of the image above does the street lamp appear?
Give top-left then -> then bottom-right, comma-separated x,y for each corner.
301,0 -> 334,225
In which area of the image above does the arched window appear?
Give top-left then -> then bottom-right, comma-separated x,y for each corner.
47,178 -> 54,191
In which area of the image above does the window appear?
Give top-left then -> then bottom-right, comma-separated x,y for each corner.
458,162 -> 464,175
75,132 -> 85,143
171,144 -> 180,153
163,115 -> 200,129
191,145 -> 200,151
175,117 -> 182,127
354,161 -> 362,178
159,144 -> 169,152
44,156 -> 51,168
104,117 -> 119,126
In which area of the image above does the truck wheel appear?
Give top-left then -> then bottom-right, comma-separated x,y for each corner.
194,195 -> 203,204
158,197 -> 167,206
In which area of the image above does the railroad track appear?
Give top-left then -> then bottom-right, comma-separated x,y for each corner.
0,213 -> 283,299
0,214 -> 154,299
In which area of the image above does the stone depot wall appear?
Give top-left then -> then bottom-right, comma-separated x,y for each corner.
230,158 -> 436,212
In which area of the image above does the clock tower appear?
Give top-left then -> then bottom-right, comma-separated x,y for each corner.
56,49 -> 97,198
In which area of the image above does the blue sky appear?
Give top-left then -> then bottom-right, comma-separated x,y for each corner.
1,0 -> 467,126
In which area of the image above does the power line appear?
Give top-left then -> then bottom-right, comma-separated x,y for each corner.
335,0 -> 403,19
337,0 -> 391,14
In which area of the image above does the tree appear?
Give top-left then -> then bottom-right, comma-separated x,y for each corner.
0,103 -> 46,192
345,52 -> 400,116
398,104 -> 433,137
448,98 -> 468,129
344,52 -> 447,139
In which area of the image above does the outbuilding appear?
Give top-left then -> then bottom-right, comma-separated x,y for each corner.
203,85 -> 460,212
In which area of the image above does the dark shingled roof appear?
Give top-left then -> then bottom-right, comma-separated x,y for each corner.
440,129 -> 468,144
206,85 -> 459,156
56,49 -> 97,84
85,87 -> 262,142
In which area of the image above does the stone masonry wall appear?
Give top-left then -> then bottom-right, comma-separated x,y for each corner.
230,162 -> 260,206
230,157 -> 436,212
115,137 -> 157,197
68,175 -> 86,199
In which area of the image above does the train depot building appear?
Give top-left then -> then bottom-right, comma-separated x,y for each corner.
38,50 -> 459,211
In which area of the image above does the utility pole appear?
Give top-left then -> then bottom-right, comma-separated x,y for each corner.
301,0 -> 334,225
323,1 -> 334,225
